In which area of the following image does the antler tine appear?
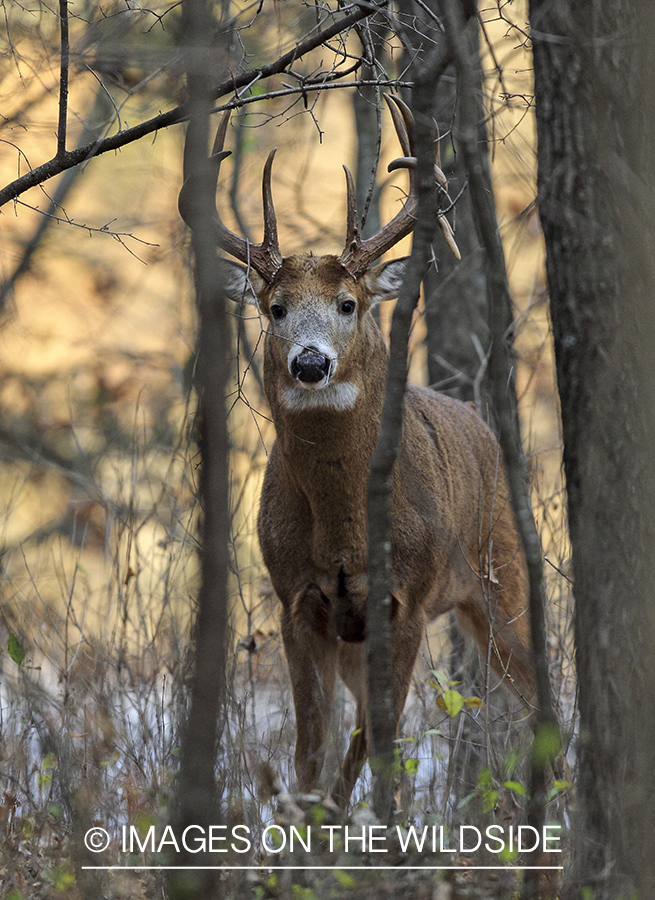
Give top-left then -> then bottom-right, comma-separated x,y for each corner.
384,94 -> 413,158
338,93 -> 459,276
338,94 -> 417,276
261,148 -> 283,275
211,108 -> 231,158
342,165 -> 360,255
179,109 -> 283,283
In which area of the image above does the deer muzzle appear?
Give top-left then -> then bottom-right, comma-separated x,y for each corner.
290,346 -> 332,385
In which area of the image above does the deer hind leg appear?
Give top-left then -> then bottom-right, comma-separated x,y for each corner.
331,610 -> 426,808
281,587 -> 338,792
455,576 -> 535,705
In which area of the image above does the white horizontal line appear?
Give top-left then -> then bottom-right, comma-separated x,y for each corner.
82,865 -> 564,871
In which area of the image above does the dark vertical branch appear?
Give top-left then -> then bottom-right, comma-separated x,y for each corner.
441,3 -> 558,892
353,17 -> 386,238
169,1 -> 229,898
421,5 -> 489,816
366,45 -> 447,825
57,0 -> 70,159
423,10 -> 488,404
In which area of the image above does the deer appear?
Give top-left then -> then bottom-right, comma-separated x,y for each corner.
179,95 -> 535,808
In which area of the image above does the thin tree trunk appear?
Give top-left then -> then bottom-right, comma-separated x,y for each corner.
168,1 -> 230,896
367,36 -> 450,824
353,19 -> 386,240
423,24 -> 488,405
442,6 -> 558,896
423,4 -> 488,817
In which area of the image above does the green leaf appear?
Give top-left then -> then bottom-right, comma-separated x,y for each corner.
42,752 -> 57,770
482,789 -> 499,813
503,780 -> 527,796
7,634 -> 25,666
456,791 -> 475,810
52,863 -> 75,891
463,696 -> 483,708
404,758 -> 419,776
477,768 -> 493,791
498,843 -> 518,865
546,779 -> 573,801
531,722 -> 562,766
501,748 -> 522,778
436,689 -> 464,717
333,870 -> 356,888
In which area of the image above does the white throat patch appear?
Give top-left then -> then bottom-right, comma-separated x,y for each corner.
282,382 -> 359,412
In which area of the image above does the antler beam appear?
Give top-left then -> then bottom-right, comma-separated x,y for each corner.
338,94 -> 460,277
178,110 -> 283,283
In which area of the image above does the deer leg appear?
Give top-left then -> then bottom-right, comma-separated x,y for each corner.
332,643 -> 367,807
455,585 -> 535,704
331,609 -> 426,807
281,589 -> 338,792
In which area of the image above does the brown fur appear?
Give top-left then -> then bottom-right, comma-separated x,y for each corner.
225,253 -> 534,806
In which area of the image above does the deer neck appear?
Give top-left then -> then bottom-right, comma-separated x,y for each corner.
264,315 -> 388,577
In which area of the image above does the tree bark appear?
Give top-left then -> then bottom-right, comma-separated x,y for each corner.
168,2 -> 230,897
530,1 -> 655,895
443,9 -> 558,896
367,39 -> 449,824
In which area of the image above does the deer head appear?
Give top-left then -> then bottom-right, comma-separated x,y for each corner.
178,96 -> 459,410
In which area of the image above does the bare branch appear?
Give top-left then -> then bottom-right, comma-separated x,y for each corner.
56,0 -> 70,159
0,2 -> 382,209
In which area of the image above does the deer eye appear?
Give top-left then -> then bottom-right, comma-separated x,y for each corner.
269,303 -> 287,320
339,299 -> 356,316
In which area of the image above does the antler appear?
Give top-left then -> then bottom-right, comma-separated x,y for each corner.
338,94 -> 460,277
178,109 -> 283,283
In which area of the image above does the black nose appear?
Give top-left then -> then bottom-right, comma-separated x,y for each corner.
291,347 -> 330,384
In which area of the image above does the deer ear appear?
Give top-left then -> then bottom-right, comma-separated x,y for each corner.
220,259 -> 265,306
364,257 -> 408,307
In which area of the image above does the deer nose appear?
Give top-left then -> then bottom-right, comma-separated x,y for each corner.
291,346 -> 331,384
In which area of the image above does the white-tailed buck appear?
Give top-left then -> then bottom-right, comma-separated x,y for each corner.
180,96 -> 534,806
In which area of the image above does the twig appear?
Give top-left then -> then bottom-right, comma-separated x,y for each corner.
0,2 -> 381,209
211,77 -> 412,115
544,555 -> 573,584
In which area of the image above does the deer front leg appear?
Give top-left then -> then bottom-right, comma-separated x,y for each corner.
332,606 -> 426,807
281,586 -> 338,791
332,643 -> 367,807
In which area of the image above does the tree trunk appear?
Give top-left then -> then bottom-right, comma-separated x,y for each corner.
530,1 -> 655,895
423,23 -> 488,405
367,38 -> 450,824
168,2 -> 230,897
